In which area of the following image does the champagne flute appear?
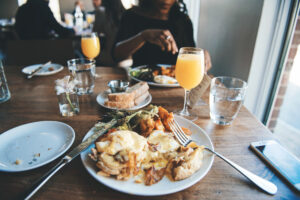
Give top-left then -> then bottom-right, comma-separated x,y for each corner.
175,47 -> 205,120
81,32 -> 100,60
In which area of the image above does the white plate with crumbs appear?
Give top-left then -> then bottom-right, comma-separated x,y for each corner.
0,121 -> 75,172
22,63 -> 64,76
96,90 -> 152,111
80,115 -> 214,196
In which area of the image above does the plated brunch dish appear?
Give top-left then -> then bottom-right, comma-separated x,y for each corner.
96,82 -> 152,110
129,65 -> 180,87
81,106 -> 214,195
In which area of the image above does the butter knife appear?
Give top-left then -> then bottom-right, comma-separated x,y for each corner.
27,61 -> 51,79
22,119 -> 117,200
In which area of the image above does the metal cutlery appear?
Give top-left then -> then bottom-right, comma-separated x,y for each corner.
168,119 -> 278,195
27,61 -> 51,79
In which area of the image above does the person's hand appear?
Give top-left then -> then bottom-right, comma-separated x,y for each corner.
141,29 -> 178,54
204,50 -> 212,72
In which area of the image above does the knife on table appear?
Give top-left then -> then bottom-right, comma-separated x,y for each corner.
21,119 -> 117,200
27,61 -> 51,79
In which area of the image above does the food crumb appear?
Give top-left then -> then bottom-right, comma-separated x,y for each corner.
48,148 -> 52,151
135,179 -> 142,184
34,153 -> 40,157
15,159 -> 22,165
48,67 -> 54,71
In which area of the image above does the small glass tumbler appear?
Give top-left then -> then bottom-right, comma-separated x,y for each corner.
0,60 -> 11,103
209,76 -> 247,125
57,92 -> 80,117
67,58 -> 95,95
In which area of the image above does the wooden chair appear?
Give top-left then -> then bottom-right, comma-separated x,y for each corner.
4,39 -> 75,66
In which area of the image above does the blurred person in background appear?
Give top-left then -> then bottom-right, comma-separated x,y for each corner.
113,0 -> 211,70
15,0 -> 74,40
92,0 -> 103,13
72,0 -> 87,22
92,0 -> 125,66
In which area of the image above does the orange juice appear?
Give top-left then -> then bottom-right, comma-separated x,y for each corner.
175,54 -> 204,90
86,15 -> 94,24
81,37 -> 100,59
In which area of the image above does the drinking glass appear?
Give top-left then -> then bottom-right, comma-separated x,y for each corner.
57,92 -> 80,117
209,76 -> 247,125
175,47 -> 205,120
0,60 -> 11,103
81,32 -> 100,60
67,58 -> 96,95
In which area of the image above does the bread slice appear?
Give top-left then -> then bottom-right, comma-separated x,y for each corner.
126,82 -> 149,98
105,82 -> 149,109
108,92 -> 134,102
104,100 -> 135,109
134,91 -> 149,105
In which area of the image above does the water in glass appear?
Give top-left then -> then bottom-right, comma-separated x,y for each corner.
0,61 -> 11,103
209,76 -> 247,125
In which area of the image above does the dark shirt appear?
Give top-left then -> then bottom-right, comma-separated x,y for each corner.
93,7 -> 118,66
15,0 -> 74,40
114,8 -> 195,66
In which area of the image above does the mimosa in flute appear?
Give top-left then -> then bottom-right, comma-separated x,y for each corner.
175,47 -> 204,120
81,32 -> 100,60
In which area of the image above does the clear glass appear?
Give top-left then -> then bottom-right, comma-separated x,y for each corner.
209,76 -> 247,125
0,60 -> 11,103
81,32 -> 100,59
175,47 -> 205,120
67,58 -> 96,95
57,92 -> 79,117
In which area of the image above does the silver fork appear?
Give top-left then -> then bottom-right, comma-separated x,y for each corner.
168,119 -> 277,195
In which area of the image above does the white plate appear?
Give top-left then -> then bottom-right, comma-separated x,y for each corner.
129,64 -> 180,88
22,63 -> 64,76
96,90 -> 152,111
80,115 -> 214,196
0,121 -> 75,172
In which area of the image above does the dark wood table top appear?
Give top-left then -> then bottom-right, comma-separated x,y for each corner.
0,66 -> 299,200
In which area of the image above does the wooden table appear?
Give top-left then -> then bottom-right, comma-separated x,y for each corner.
0,66 -> 299,200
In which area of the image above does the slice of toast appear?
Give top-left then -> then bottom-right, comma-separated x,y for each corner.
126,82 -> 149,98
104,100 -> 135,109
134,91 -> 149,105
104,82 -> 149,109
107,92 -> 134,102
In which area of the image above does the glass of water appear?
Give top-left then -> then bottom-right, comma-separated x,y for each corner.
67,58 -> 95,95
209,76 -> 247,125
0,60 -> 11,103
57,92 -> 79,117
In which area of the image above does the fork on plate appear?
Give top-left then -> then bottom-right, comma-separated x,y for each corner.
168,119 -> 277,195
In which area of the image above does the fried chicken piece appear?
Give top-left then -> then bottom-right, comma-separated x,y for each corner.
144,167 -> 166,186
154,117 -> 164,131
158,106 -> 174,131
140,117 -> 155,137
153,70 -> 160,76
170,147 -> 203,181
181,127 -> 192,136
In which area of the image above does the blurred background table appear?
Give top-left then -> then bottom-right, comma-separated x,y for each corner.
0,66 -> 299,200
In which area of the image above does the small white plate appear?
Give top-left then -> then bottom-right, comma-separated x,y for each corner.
22,63 -> 64,76
0,121 -> 75,172
80,115 -> 214,196
129,64 -> 180,88
96,90 -> 152,111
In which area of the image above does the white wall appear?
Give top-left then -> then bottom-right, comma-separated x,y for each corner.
197,0 -> 263,81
